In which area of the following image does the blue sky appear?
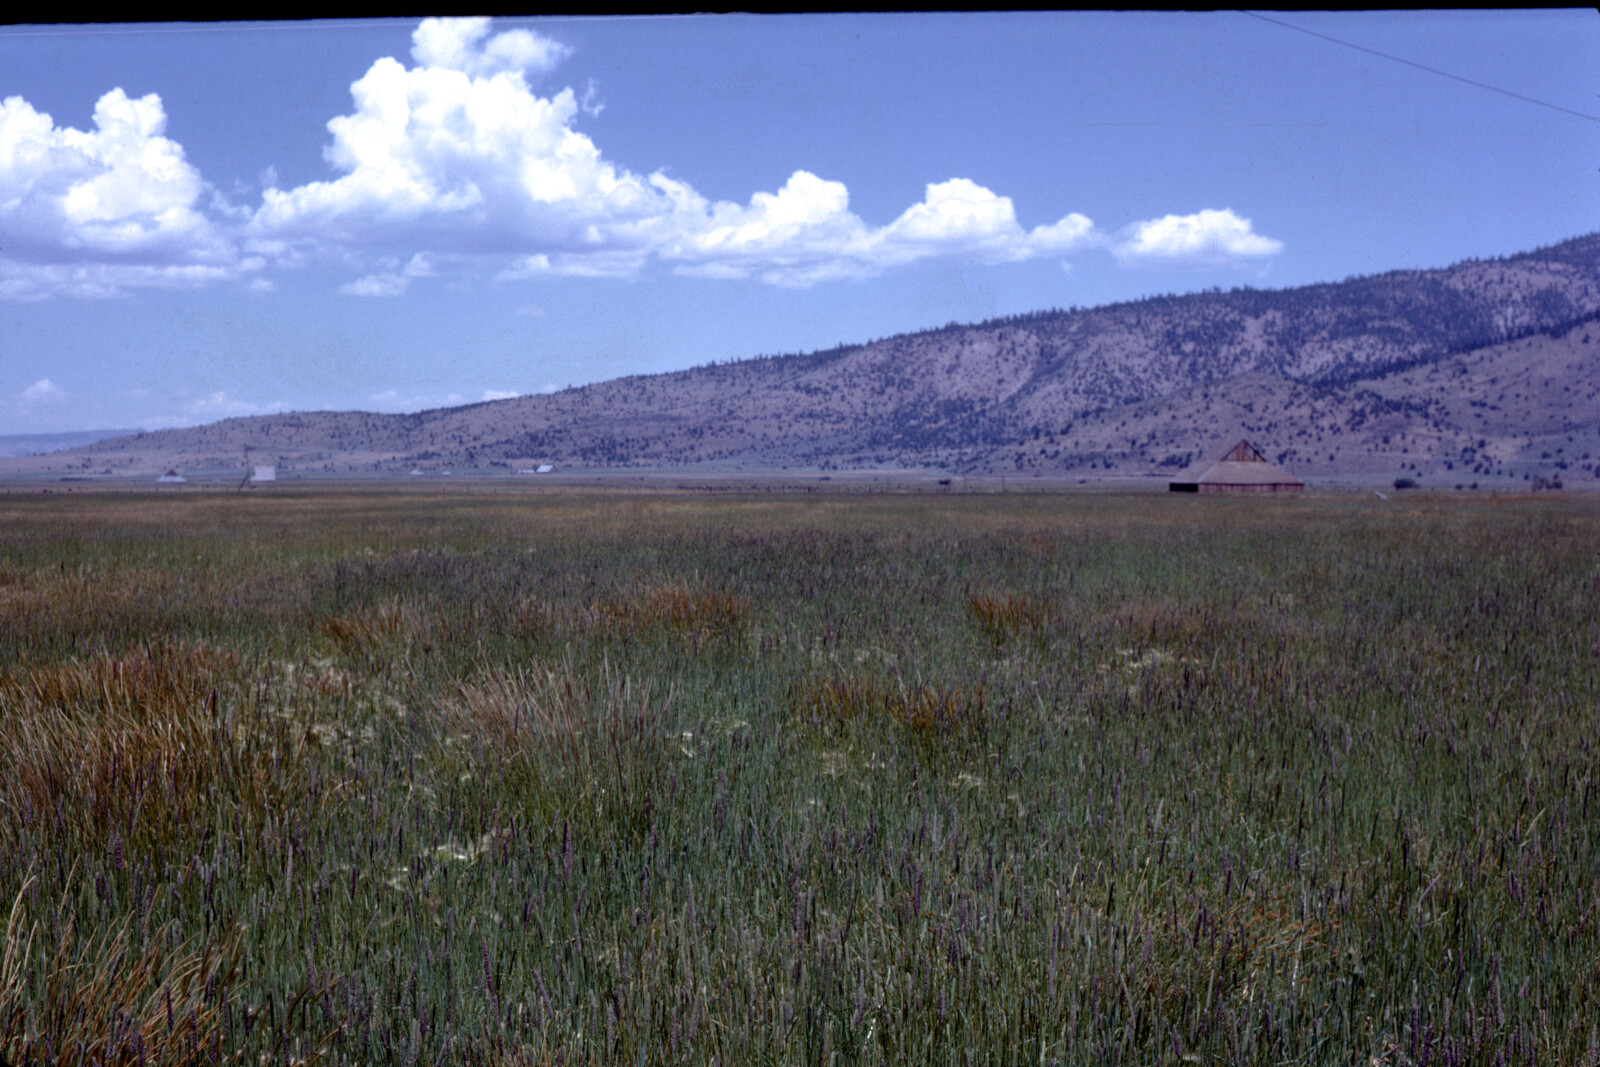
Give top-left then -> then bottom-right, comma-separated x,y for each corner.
1,12 -> 1595,434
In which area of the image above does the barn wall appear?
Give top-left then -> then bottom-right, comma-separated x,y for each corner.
1196,483 -> 1304,494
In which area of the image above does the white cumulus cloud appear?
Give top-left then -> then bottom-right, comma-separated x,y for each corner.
184,391 -> 289,418
251,18 -> 1113,290
411,17 -> 571,80
21,378 -> 66,403
368,388 -> 467,412
250,20 -> 657,265
1113,208 -> 1283,266
2,17 -> 1284,302
340,273 -> 410,297
656,173 -> 1101,287
339,252 -> 436,296
0,89 -> 244,299
136,390 -> 291,429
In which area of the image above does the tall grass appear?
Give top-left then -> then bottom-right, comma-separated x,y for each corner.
0,485 -> 1597,1063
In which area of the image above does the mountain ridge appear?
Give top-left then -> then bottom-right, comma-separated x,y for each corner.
9,232 -> 1600,485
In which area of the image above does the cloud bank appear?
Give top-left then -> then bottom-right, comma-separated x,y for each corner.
0,90 -> 251,299
0,17 -> 1283,300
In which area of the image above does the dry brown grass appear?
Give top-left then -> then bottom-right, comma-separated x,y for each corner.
438,660 -> 674,784
439,662 -> 592,763
508,595 -> 567,639
319,597 -> 428,654
1,882 -> 239,1067
0,567 -> 45,615
1106,596 -> 1213,646
966,591 -> 1053,638
796,673 -> 986,747
591,579 -> 748,640
0,643 -> 249,849
0,640 -> 238,714
437,660 -> 675,842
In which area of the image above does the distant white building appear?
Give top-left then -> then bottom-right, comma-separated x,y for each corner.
537,464 -> 555,474
156,468 -> 186,484
251,465 -> 276,483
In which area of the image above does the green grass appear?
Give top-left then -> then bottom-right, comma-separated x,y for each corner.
0,485 -> 1597,1065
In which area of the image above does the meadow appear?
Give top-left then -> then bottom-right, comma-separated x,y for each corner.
0,484 -> 1596,1065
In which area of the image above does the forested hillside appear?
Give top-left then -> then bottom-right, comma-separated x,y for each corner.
10,233 -> 1600,484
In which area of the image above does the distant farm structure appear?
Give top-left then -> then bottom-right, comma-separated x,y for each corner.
1169,440 -> 1304,494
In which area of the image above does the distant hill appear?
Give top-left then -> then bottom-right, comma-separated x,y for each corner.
8,233 -> 1600,486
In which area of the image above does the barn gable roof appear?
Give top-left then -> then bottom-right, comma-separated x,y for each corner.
1170,439 -> 1303,491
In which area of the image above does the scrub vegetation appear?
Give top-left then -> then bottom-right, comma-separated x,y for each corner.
0,485 -> 1597,1065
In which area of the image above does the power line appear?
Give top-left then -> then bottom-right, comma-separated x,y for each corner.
1239,11 -> 1599,123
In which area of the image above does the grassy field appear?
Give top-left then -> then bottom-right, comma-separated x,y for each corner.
0,485 -> 1596,1065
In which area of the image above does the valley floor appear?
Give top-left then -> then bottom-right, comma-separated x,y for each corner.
1,487 -> 1596,1063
